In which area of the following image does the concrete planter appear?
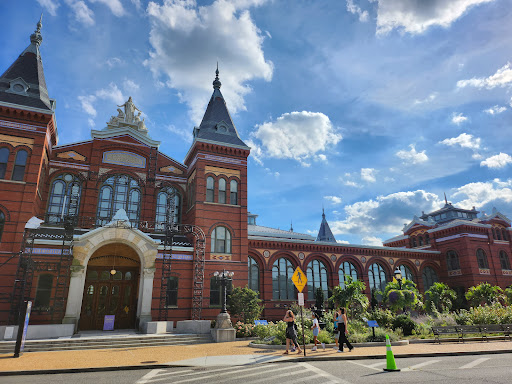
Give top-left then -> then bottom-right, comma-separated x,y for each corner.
0,324 -> 75,341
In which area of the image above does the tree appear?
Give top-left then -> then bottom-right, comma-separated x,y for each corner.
314,287 -> 325,310
227,286 -> 264,324
383,279 -> 421,312
424,282 -> 457,313
329,276 -> 369,318
465,282 -> 505,307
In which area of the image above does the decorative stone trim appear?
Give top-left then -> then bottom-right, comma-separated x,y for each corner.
448,269 -> 462,276
479,268 -> 491,275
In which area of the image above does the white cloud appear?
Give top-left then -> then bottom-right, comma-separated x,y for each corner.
374,0 -> 494,35
361,236 -> 383,246
87,118 -> 95,128
324,196 -> 343,205
336,239 -> 350,245
250,111 -> 342,166
65,0 -> 95,26
413,92 -> 437,105
37,0 -> 60,16
457,63 -> 512,89
131,0 -> 142,10
246,139 -> 264,165
451,112 -> 468,125
453,179 -> 512,211
106,57 -> 122,69
395,144 -> 428,164
480,153 -> 512,169
166,124 -> 192,143
123,79 -> 140,94
360,168 -> 377,183
145,0 -> 273,122
78,83 -> 126,118
89,0 -> 125,17
484,105 -> 507,115
330,190 -> 443,235
343,180 -> 361,188
346,0 -> 369,22
439,133 -> 481,150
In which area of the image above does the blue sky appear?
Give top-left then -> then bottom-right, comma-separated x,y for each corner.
2,0 -> 512,245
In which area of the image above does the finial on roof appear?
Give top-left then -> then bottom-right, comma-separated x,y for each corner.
213,63 -> 221,89
444,192 -> 448,205
290,220 -> 293,232
30,13 -> 43,47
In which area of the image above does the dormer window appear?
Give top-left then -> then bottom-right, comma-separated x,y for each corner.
8,78 -> 29,95
215,121 -> 229,134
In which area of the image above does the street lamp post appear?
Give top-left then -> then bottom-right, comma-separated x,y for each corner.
214,270 -> 234,314
394,267 -> 406,313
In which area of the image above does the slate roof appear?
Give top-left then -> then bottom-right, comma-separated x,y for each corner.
193,68 -> 248,148
248,224 -> 315,241
0,18 -> 53,112
316,210 -> 337,243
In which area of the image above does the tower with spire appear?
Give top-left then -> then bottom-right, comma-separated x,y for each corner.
316,209 -> 337,243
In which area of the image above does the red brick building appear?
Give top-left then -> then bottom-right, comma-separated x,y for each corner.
0,22 -> 511,335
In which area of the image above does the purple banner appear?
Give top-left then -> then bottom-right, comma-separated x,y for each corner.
103,315 -> 115,331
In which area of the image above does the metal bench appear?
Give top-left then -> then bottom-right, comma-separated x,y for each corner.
479,324 -> 503,341
432,326 -> 461,343
457,325 -> 483,342
500,324 -> 512,340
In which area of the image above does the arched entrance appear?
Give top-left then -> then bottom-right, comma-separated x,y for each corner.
79,243 -> 140,330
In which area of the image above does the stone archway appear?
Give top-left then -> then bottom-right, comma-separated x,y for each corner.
62,224 -> 159,331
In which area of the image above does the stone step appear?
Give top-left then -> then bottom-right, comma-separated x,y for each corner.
0,334 -> 213,353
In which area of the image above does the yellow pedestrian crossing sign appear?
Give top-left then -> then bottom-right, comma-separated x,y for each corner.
291,266 -> 307,293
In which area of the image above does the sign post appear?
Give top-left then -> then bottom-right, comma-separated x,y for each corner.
291,267 -> 307,356
14,301 -> 32,358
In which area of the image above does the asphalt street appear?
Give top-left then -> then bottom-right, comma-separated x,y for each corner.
3,352 -> 512,384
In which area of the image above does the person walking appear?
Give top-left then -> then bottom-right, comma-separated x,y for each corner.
283,310 -> 302,354
333,308 -> 340,350
311,313 -> 325,351
337,307 -> 354,353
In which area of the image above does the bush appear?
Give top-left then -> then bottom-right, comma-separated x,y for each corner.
234,321 -> 255,338
424,282 -> 457,313
391,314 -> 417,336
227,286 -> 264,324
366,308 -> 394,328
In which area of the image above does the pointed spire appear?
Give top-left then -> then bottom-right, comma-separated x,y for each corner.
213,63 -> 221,90
444,192 -> 448,205
290,220 -> 293,232
316,209 -> 337,243
30,13 -> 43,48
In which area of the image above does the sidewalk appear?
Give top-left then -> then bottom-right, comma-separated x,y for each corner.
1,339 -> 511,376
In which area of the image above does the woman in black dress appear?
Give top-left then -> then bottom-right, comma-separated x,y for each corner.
283,310 -> 302,354
337,307 -> 354,352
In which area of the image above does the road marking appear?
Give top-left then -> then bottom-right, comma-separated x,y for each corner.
367,361 -> 386,368
402,360 -> 440,371
247,368 -> 316,384
200,364 -> 297,384
299,362 -> 352,384
459,357 -> 490,369
137,369 -> 180,384
345,360 -> 382,372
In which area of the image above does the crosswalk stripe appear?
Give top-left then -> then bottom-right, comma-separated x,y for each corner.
195,364 -> 297,384
368,361 -> 386,368
137,369 -> 173,384
235,367 -> 314,384
459,357 -> 490,369
402,360 -> 440,371
299,362 -> 352,384
345,360 -> 382,372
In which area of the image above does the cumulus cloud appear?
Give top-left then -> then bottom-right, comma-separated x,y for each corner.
330,190 -> 443,236
360,168 -> 377,183
250,111 -> 342,166
78,83 -> 126,118
145,0 -> 273,122
65,0 -> 95,26
453,179 -> 512,212
37,0 -> 60,16
457,63 -> 512,89
346,0 -> 369,22
395,145 -> 428,164
413,92 -> 437,105
89,0 -> 125,17
480,153 -> 512,169
166,124 -> 192,143
373,0 -> 493,35
361,236 -> 383,246
324,196 -> 343,205
106,57 -> 122,69
439,133 -> 481,150
246,139 -> 264,165
123,79 -> 140,94
451,112 -> 468,125
343,180 -> 361,188
484,105 -> 507,115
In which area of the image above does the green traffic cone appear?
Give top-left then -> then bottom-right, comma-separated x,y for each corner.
383,334 -> 400,372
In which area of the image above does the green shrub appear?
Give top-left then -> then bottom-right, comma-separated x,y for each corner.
453,310 -> 471,325
366,308 -> 394,328
391,314 -> 417,336
227,286 -> 264,324
234,321 -> 255,338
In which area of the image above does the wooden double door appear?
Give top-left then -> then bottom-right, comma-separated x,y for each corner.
79,267 -> 139,330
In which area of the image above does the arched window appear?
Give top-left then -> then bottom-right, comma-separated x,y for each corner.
499,251 -> 511,270
338,261 -> 358,288
96,175 -> 141,225
422,267 -> 438,291
0,211 -> 5,242
210,276 -> 232,306
446,250 -> 460,271
206,176 -> 214,202
248,256 -> 260,293
230,180 -> 238,205
211,226 -> 231,253
34,274 -> 53,311
272,257 -> 295,300
425,233 -> 430,244
476,248 -> 489,269
166,276 -> 178,306
307,259 -> 328,299
398,264 -> 415,282
155,186 -> 181,229
496,228 -> 502,240
0,147 -> 8,179
412,237 -> 417,247
492,227 -> 497,240
368,263 -> 387,291
46,174 -> 82,223
503,229 -> 509,241
12,149 -> 28,181
418,236 -> 424,246
218,178 -> 226,204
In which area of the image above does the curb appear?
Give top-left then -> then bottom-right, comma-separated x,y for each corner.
1,348 -> 512,376
249,340 -> 409,349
